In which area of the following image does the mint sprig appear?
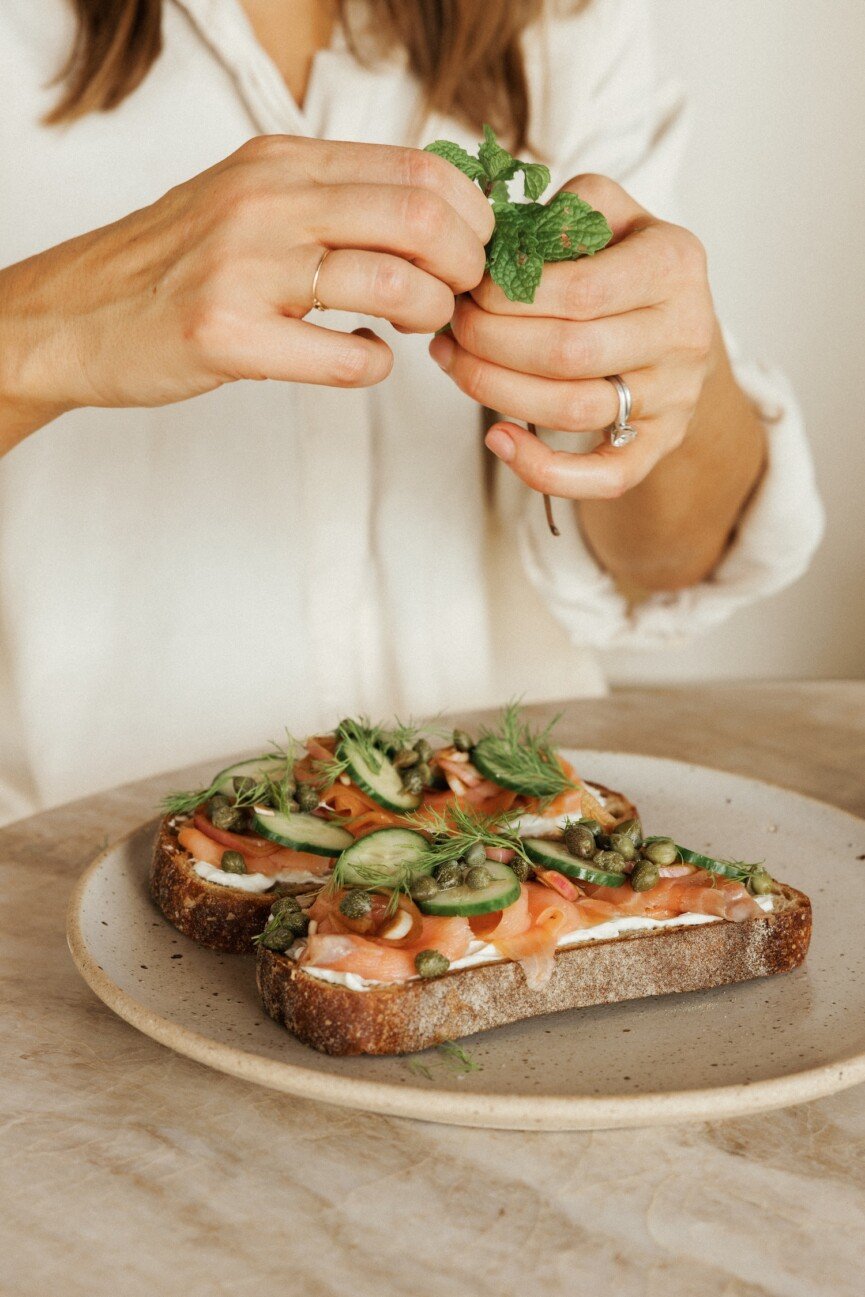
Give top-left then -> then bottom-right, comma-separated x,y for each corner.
424,125 -> 613,304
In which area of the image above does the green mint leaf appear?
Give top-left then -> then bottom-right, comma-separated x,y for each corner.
532,192 -> 614,262
516,162 -> 551,202
423,140 -> 486,184
478,124 -> 517,183
488,205 -> 544,302
487,179 -> 510,204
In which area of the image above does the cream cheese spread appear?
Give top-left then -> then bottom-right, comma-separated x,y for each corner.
192,860 -> 322,892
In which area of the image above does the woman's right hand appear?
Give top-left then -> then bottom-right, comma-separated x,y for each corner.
0,135 -> 493,449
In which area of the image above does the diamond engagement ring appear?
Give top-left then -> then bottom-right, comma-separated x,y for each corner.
605,374 -> 638,447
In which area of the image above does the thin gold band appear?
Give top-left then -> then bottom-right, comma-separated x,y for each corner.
310,247 -> 332,312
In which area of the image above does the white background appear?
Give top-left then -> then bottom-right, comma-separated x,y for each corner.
604,0 -> 865,683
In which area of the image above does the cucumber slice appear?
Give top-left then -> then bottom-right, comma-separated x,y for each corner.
250,808 -> 352,857
674,845 -> 749,881
471,736 -> 571,797
337,828 -> 432,887
417,860 -> 521,917
337,736 -> 421,812
212,754 -> 289,799
523,838 -> 628,887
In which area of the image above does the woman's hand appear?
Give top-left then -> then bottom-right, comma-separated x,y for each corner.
429,174 -> 716,500
0,135 -> 492,451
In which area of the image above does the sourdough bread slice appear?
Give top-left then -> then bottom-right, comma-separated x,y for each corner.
256,884 -> 812,1055
149,815 -> 318,953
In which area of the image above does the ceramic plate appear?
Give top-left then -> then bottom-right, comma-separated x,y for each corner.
66,751 -> 865,1130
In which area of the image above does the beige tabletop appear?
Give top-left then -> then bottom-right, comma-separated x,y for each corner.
3,682 -> 864,1297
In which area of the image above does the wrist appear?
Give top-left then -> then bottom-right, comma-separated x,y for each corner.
0,262 -> 77,454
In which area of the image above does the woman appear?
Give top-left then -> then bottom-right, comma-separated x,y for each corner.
0,0 -> 823,824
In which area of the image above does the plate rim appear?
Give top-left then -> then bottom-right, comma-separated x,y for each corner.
66,751 -> 865,1130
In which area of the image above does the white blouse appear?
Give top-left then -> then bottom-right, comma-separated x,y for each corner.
0,0 -> 823,825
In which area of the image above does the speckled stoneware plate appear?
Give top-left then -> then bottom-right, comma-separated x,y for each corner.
67,751 -> 865,1130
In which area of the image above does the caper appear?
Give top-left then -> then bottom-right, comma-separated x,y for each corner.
283,910 -> 310,937
434,861 -> 464,890
641,837 -> 678,867
258,920 -> 295,953
510,857 -> 532,883
416,762 -> 432,788
615,817 -> 643,846
393,748 -> 419,770
608,833 -> 638,861
211,803 -> 241,831
464,841 -> 488,870
410,875 -> 439,902
414,738 -> 433,762
563,823 -> 596,860
296,783 -> 319,813
578,819 -> 606,840
209,794 -> 231,815
339,889 -> 372,919
593,849 -> 627,874
232,807 -> 252,834
465,865 -> 492,890
233,776 -> 257,798
270,895 -> 301,918
414,949 -> 450,978
594,834 -> 613,851
630,861 -> 660,892
220,850 -> 246,874
452,729 -> 473,753
747,869 -> 776,896
402,768 -> 424,796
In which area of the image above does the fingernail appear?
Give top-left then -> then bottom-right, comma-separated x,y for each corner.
430,334 -> 455,372
486,427 -> 516,463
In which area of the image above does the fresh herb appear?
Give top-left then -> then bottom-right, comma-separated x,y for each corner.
425,125 -> 612,306
471,703 -> 576,801
312,716 -> 426,788
405,1041 -> 481,1081
405,802 -> 531,872
162,737 -> 298,817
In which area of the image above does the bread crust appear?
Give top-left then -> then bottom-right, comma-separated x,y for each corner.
149,816 -> 315,954
257,884 -> 812,1055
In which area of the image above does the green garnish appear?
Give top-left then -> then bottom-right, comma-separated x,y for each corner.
404,802 -> 531,872
406,1041 -> 481,1081
312,716 -> 425,787
470,703 -> 575,800
162,737 -> 298,817
425,125 -> 613,305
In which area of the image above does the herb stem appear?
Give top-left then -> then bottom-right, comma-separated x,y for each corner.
528,422 -> 560,537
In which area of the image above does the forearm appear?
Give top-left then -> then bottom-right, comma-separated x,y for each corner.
578,327 -> 767,594
0,258 -> 74,457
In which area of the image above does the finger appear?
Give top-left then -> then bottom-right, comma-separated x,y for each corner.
224,317 -> 394,388
559,173 -> 648,240
430,332 -> 653,433
451,295 -> 669,379
308,183 -> 487,292
231,135 -> 496,245
484,419 -> 675,501
306,248 -> 454,332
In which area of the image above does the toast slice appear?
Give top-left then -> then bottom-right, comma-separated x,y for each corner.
149,815 -> 317,953
256,884 -> 811,1055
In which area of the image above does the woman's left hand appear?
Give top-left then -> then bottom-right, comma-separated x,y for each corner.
428,174 -> 716,500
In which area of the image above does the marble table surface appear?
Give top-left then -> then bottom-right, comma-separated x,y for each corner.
3,682 -> 864,1297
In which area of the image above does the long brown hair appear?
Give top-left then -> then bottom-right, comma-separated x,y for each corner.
47,1 -> 580,149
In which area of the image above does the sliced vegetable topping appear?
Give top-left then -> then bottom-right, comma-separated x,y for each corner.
250,808 -> 353,857
337,733 -> 423,813
334,828 -> 433,889
470,704 -> 575,798
523,837 -> 628,887
416,859 -> 521,917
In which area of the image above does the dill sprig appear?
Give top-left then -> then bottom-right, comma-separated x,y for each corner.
161,735 -> 298,816
311,715 -> 430,787
473,702 -> 575,800
404,802 -> 531,870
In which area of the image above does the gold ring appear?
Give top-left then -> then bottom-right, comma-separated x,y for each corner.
310,248 -> 331,312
